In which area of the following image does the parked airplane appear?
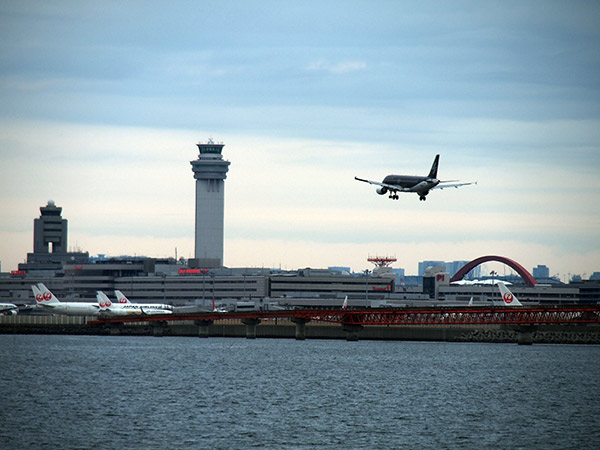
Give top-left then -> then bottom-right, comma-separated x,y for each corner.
97,291 -> 138,316
32,283 -> 100,316
497,282 -> 523,307
113,290 -> 173,315
211,298 -> 228,313
355,154 -> 476,201
0,302 -> 18,315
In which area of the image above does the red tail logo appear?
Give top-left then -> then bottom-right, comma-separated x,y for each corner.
43,292 -> 52,301
503,293 -> 513,304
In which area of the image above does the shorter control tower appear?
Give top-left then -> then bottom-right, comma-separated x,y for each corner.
190,139 -> 230,268
34,200 -> 68,254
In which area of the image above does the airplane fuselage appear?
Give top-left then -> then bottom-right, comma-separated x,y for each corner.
382,175 -> 440,193
101,304 -> 173,316
355,154 -> 475,201
36,302 -> 100,316
0,303 -> 18,315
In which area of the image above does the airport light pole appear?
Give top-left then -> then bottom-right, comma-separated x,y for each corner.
490,270 -> 497,305
364,269 -> 371,308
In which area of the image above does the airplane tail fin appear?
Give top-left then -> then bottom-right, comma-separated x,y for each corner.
497,282 -> 523,306
428,154 -> 440,179
31,285 -> 43,303
97,291 -> 113,310
114,290 -> 131,304
468,296 -> 473,306
36,283 -> 61,304
342,296 -> 348,309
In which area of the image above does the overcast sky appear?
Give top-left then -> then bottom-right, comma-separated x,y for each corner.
1,1 -> 599,279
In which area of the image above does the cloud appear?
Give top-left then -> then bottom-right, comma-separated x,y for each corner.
306,60 -> 367,74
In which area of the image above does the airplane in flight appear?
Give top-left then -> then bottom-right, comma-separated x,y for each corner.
355,154 -> 476,201
32,283 -> 100,316
0,302 -> 18,315
497,282 -> 523,306
112,290 -> 174,315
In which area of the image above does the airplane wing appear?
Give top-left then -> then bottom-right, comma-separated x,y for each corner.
354,177 -> 404,192
433,181 -> 477,190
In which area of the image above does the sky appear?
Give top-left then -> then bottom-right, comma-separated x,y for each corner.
1,1 -> 599,279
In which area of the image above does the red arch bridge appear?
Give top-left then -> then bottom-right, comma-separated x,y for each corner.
90,305 -> 600,327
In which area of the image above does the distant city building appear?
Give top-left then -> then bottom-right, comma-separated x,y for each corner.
190,139 -> 230,268
533,265 -> 550,279
419,260 -> 479,278
391,268 -> 406,287
418,261 -> 444,277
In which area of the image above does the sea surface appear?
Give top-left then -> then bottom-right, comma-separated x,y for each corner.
1,335 -> 599,449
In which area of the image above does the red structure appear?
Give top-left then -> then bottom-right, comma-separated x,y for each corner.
367,255 -> 397,268
450,255 -> 538,287
90,306 -> 600,327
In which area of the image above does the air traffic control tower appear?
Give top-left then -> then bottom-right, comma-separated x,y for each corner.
190,139 -> 230,268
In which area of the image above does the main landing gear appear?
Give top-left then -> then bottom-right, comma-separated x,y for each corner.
389,194 -> 399,200
419,196 -> 427,201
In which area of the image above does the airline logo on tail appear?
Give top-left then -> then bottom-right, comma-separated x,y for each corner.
97,291 -> 114,310
497,282 -> 523,307
34,284 -> 60,304
114,290 -> 131,304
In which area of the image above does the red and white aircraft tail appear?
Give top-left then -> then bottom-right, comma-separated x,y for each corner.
114,290 -> 131,304
97,291 -> 114,312
35,283 -> 61,305
342,296 -> 348,309
497,282 -> 523,306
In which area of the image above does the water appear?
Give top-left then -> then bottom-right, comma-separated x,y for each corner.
1,335 -> 599,449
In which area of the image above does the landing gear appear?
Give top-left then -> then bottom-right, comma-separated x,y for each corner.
419,196 -> 427,201
389,194 -> 399,200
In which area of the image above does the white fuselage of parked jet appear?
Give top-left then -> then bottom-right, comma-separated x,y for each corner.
32,284 -> 100,316
97,291 -> 173,316
0,303 -> 18,315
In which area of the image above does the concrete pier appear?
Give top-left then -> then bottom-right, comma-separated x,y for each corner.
291,317 -> 311,340
108,324 -> 122,336
516,325 -> 536,345
195,320 -> 213,338
152,321 -> 167,337
241,318 -> 261,339
342,324 -> 363,341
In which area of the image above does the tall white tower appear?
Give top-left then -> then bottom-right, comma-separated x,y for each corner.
190,139 -> 230,267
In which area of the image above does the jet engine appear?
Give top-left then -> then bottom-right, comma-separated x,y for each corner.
376,186 -> 387,195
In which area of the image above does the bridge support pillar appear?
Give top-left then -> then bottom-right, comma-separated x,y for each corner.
107,324 -> 122,336
153,321 -> 167,337
291,317 -> 311,340
342,324 -> 363,341
194,320 -> 213,338
516,325 -> 536,345
242,318 -> 261,339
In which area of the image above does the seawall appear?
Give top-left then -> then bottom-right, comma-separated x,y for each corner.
1,315 -> 599,344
